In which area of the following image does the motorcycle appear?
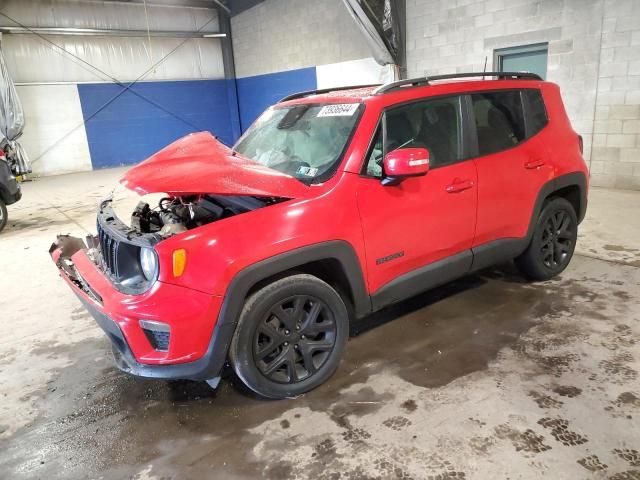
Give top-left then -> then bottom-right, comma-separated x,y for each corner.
0,144 -> 23,233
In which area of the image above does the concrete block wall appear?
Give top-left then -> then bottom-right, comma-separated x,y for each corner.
231,0 -> 388,129
406,0 -> 640,190
591,0 -> 640,189
231,0 -> 371,78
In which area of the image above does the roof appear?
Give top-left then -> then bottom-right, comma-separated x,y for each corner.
279,72 -> 544,106
280,85 -> 379,106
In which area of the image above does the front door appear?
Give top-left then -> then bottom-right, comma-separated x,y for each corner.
356,95 -> 478,308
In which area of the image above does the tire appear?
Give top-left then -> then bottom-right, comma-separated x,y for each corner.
229,274 -> 349,399
0,200 -> 7,233
515,197 -> 578,281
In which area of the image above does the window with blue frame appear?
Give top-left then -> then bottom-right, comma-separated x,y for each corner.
494,43 -> 549,80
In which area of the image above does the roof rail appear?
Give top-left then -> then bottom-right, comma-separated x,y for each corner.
279,84 -> 381,103
374,71 -> 542,95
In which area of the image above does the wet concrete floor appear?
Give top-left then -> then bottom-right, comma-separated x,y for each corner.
0,170 -> 639,479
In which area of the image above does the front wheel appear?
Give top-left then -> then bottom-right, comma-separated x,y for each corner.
516,197 -> 578,281
0,200 -> 7,233
229,274 -> 349,399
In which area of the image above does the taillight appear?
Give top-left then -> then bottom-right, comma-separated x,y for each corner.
0,149 -> 5,157
578,135 -> 584,155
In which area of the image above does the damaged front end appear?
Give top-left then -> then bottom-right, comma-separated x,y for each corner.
49,132 -> 308,383
51,197 -> 163,298
53,191 -> 285,298
50,234 -> 102,303
48,187 -> 282,383
129,193 -> 285,237
49,196 -> 232,381
51,132 -> 306,303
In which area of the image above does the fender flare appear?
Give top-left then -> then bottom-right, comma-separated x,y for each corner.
526,171 -> 588,240
195,240 -> 371,381
218,240 -> 371,323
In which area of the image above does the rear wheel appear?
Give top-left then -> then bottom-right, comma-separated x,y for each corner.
229,274 -> 348,399
0,200 -> 7,233
516,197 -> 578,280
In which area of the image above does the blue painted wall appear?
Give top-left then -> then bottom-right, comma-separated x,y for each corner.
77,80 -> 240,169
76,68 -> 318,169
236,67 -> 317,131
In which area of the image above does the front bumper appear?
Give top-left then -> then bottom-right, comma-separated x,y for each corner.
51,236 -> 232,381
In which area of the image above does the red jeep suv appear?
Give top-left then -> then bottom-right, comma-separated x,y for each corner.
52,72 -> 588,399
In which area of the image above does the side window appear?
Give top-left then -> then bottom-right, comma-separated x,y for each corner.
471,90 -> 526,156
365,125 -> 384,177
523,89 -> 548,137
364,95 -> 462,176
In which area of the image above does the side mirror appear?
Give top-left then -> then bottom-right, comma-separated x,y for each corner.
382,148 -> 430,186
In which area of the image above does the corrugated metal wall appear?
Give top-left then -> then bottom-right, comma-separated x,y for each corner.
3,0 -> 223,83
3,0 -> 230,175
3,0 -> 386,176
7,35 -> 224,83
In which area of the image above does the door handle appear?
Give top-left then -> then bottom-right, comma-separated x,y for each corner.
525,159 -> 545,169
446,179 -> 474,193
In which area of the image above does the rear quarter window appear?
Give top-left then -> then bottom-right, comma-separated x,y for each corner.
523,89 -> 548,137
471,90 -> 526,156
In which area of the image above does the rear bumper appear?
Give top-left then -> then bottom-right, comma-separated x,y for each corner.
51,236 -> 231,382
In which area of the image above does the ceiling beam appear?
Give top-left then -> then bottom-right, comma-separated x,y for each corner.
47,1 -> 261,16
0,26 -> 225,38
78,0 -> 222,9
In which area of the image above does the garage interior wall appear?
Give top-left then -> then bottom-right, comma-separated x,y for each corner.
405,0 -> 640,190
4,0 -> 390,176
3,0 -> 234,176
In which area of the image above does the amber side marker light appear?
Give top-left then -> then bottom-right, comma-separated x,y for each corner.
173,249 -> 187,277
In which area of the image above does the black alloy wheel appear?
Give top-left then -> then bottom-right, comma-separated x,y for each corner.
516,197 -> 578,281
539,209 -> 574,269
229,274 -> 349,399
254,294 -> 337,384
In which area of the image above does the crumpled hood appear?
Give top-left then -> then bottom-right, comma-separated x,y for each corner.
120,132 -> 310,198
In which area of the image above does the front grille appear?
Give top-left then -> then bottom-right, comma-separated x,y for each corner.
95,202 -> 160,295
97,220 -> 120,278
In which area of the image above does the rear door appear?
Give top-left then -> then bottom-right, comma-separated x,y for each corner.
469,89 -> 553,248
356,95 -> 478,305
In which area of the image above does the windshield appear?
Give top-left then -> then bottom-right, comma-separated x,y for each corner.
233,103 -> 363,184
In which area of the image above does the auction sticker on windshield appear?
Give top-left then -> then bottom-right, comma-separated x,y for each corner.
317,104 -> 359,117
297,166 -> 319,177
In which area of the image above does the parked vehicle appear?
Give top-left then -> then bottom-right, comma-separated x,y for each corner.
51,72 -> 589,399
0,148 -> 22,233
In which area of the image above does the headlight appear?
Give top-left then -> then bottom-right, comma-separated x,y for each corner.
139,248 -> 158,281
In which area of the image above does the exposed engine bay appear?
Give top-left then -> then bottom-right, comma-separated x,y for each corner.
130,194 -> 285,237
